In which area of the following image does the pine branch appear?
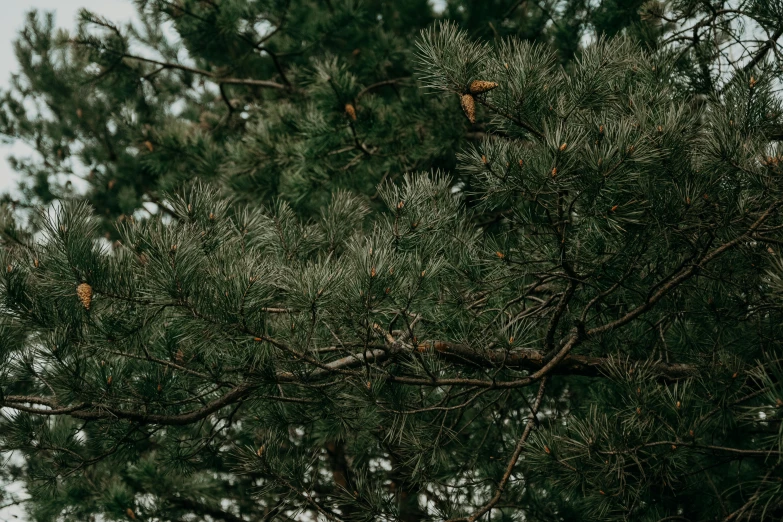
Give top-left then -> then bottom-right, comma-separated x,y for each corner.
0,348 -> 700,426
587,201 -> 780,338
718,27 -> 783,96
474,96 -> 546,140
356,77 -> 410,101
2,384 -> 253,425
448,377 -> 548,522
77,46 -> 293,91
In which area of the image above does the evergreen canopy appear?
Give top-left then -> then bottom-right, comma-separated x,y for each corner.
2,1 -> 783,521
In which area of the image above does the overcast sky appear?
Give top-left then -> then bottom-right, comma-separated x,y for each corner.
0,0 -> 137,198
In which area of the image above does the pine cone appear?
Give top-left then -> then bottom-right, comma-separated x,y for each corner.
460,94 -> 476,123
469,80 -> 498,95
76,283 -> 93,310
345,103 -> 357,121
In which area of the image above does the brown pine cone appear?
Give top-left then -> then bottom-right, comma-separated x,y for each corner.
460,94 -> 476,123
76,283 -> 92,310
345,103 -> 357,121
469,80 -> 498,94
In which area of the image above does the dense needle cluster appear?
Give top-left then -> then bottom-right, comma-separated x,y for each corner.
2,1 -> 783,522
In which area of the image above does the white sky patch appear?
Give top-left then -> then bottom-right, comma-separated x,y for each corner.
429,0 -> 447,15
0,0 -> 137,196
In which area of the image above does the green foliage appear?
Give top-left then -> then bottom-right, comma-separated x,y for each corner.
3,2 -> 783,522
0,0 -> 690,233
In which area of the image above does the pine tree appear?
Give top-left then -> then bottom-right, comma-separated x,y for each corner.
0,0 -> 565,230
3,2 -> 783,522
0,0 -> 679,231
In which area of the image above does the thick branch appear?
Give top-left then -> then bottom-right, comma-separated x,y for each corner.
1,346 -> 697,425
3,383 -> 253,425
